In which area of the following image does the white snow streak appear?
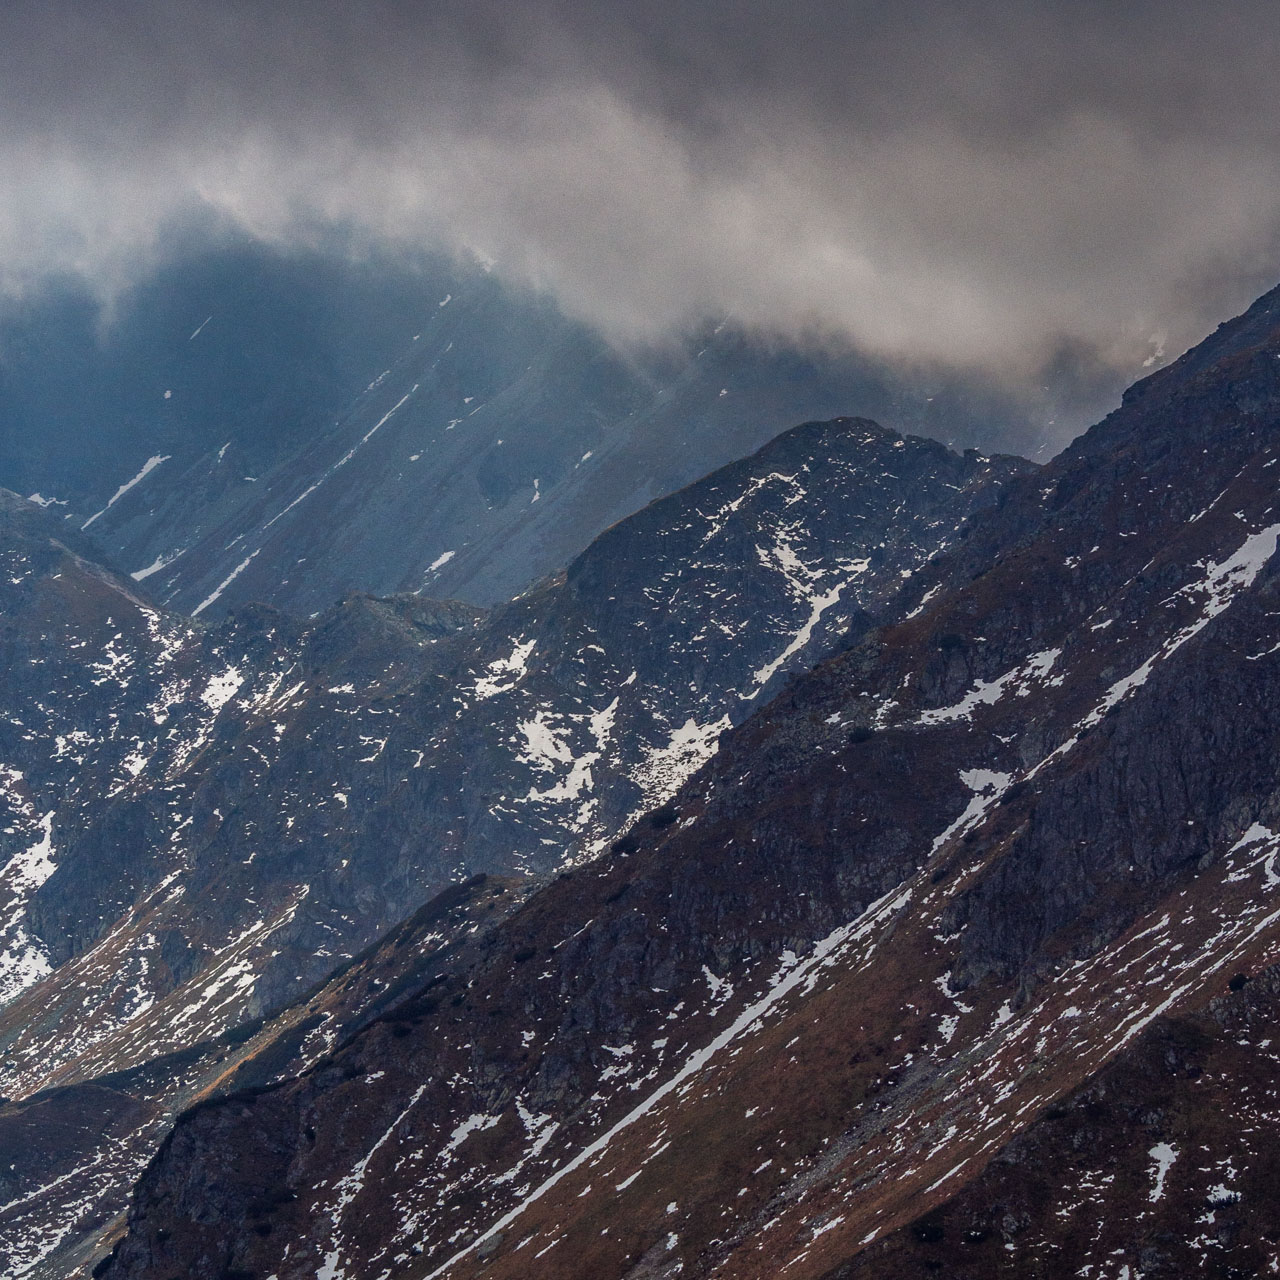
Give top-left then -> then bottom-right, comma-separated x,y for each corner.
192,550 -> 261,616
422,883 -> 914,1278
264,387 -> 417,532
81,456 -> 170,529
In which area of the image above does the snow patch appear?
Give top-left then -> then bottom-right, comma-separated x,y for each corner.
630,715 -> 730,810
1148,1142 -> 1177,1202
918,650 -> 1061,725
473,639 -> 537,700
200,668 -> 243,713
192,550 -> 261,616
131,550 -> 183,582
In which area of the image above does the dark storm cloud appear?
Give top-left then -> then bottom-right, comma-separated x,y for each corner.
4,0 -> 1280,383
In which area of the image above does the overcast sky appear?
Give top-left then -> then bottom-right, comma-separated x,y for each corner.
4,0 -> 1280,390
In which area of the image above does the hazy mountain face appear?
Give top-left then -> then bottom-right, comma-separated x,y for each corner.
0,237 -> 1065,619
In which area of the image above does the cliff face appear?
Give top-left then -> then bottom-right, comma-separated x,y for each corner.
96,287 -> 1280,1280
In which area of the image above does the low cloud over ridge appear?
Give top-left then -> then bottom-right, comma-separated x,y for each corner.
4,0 -> 1280,388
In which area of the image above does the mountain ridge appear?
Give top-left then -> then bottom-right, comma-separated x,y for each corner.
1,240 -> 1051,622
0,414 -> 1027,1277
92,277 -> 1280,1280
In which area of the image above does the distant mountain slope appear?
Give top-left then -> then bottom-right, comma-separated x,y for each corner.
0,491 -> 304,1004
0,418 -> 1024,1278
0,240 -> 1046,619
95,283 -> 1280,1280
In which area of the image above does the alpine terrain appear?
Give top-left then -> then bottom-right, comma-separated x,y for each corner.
69,278 -> 1280,1280
0,411 -> 1024,1275
6,3 -> 1280,1279
0,240 -> 1040,620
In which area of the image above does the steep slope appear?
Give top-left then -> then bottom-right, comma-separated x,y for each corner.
831,966 -> 1280,1277
97,282 -> 1280,1280
0,873 -> 528,1280
0,492 -> 307,1005
0,241 -> 1035,619
0,421 -> 1023,1277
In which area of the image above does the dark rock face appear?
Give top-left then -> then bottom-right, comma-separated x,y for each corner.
94,282 -> 1280,1280
0,419 -> 1022,1276
0,491 -> 306,1001
0,872 -> 526,1280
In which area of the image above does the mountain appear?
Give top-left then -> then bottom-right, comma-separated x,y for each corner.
92,282 -> 1280,1280
0,490 -> 301,1006
0,419 -> 1024,1277
0,239 -> 1042,621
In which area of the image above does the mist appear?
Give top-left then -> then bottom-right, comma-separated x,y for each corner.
4,0 -> 1280,406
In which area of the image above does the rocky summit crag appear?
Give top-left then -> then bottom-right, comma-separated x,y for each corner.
81,280 -> 1280,1280
0,413 -> 1024,1277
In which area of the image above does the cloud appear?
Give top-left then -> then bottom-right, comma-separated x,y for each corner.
3,0 -> 1280,386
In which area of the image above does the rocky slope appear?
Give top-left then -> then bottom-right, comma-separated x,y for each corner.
0,872 -> 526,1280
0,491 -> 303,1008
0,419 -> 1023,1277
96,282 -> 1280,1280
